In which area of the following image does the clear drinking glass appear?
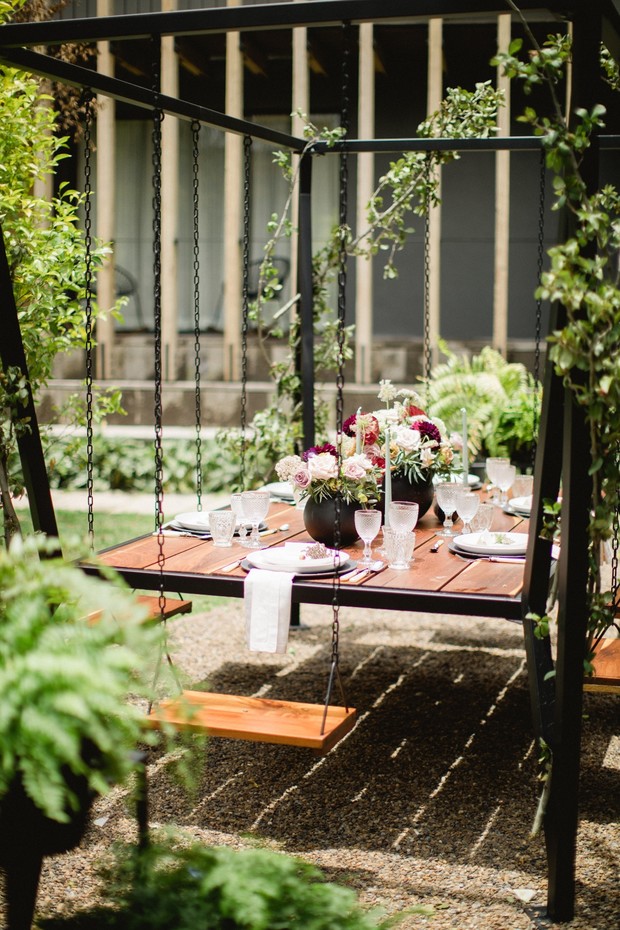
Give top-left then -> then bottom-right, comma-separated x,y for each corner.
469,501 -> 494,535
434,482 -> 459,537
485,457 -> 509,504
453,488 -> 479,534
231,492 -> 249,540
388,500 -> 419,534
239,490 -> 270,549
383,527 -> 416,569
354,508 -> 382,566
208,510 -> 236,547
494,462 -> 517,507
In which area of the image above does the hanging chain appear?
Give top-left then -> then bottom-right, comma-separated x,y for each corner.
191,120 -> 203,510
82,89 -> 95,551
240,134 -> 252,491
531,147 -> 546,470
611,446 -> 620,613
330,21 -> 352,679
423,154 -> 433,409
151,36 -> 166,618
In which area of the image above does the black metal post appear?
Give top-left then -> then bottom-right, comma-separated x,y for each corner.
542,1 -> 602,918
521,303 -> 565,746
0,224 -> 60,543
297,154 -> 315,451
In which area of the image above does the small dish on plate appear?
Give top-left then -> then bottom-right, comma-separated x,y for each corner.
453,531 -> 528,555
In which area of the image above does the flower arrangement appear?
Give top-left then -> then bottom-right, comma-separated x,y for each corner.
275,443 -> 382,506
343,380 -> 458,485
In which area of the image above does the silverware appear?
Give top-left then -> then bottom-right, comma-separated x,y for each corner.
452,550 -> 525,564
343,560 -> 386,583
259,523 -> 290,537
430,539 -> 444,552
217,559 -> 242,573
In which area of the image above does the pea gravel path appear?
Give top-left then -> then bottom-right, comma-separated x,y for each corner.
24,599 -> 618,930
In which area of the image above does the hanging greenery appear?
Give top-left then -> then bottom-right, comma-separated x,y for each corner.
494,15 -> 620,657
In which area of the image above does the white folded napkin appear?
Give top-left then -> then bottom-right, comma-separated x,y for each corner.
244,568 -> 295,654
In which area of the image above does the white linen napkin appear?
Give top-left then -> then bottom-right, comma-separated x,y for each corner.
244,569 -> 295,654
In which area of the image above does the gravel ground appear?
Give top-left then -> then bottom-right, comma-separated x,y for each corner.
25,601 -> 619,929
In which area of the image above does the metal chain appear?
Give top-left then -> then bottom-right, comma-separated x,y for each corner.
611,446 -> 620,609
532,147 -> 546,469
82,89 -> 95,551
240,134 -> 252,491
330,21 -> 352,677
151,36 -> 166,618
423,155 -> 433,409
191,120 -> 203,510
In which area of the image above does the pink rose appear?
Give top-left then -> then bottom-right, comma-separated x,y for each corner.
293,467 -> 310,489
307,452 -> 338,481
342,459 -> 366,481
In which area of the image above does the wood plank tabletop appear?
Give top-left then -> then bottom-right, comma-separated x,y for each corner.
87,493 -> 530,621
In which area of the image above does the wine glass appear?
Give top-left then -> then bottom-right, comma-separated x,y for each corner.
239,490 -> 270,548
388,500 -> 419,534
354,509 -> 382,566
453,487 -> 480,534
485,457 -> 509,504
434,482 -> 459,537
494,461 -> 517,507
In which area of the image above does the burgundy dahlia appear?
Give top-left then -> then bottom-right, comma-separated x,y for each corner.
412,419 -> 441,445
302,442 -> 337,461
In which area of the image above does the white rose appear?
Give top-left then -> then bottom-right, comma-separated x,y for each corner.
342,460 -> 366,481
307,452 -> 338,481
345,453 -> 374,473
393,426 -> 421,453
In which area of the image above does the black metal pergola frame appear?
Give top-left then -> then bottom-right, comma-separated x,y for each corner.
0,0 -> 619,923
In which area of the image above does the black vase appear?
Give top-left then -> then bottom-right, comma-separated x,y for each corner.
381,472 -> 435,519
303,497 -> 360,548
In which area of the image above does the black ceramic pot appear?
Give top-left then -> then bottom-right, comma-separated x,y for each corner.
381,473 -> 435,519
303,497 -> 360,548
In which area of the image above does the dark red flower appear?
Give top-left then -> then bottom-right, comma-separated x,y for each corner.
369,454 -> 386,469
302,442 -> 337,461
412,419 -> 441,445
342,414 -> 358,437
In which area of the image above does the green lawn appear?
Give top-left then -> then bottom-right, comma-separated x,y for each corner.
6,509 -> 228,614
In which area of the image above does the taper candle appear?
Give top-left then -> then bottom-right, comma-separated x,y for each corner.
461,407 -> 469,485
355,406 -> 362,454
384,427 -> 392,527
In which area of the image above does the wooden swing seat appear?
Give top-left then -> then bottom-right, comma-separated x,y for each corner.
86,594 -> 192,625
144,690 -> 357,753
584,637 -> 620,695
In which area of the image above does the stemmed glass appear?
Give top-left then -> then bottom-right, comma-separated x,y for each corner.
485,457 -> 509,504
434,482 -> 459,537
388,500 -> 419,534
239,490 -> 270,549
453,487 -> 480,534
494,461 -> 517,507
354,509 -> 383,567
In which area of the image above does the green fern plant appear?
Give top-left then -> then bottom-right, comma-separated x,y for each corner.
0,537 -> 163,823
427,342 -> 541,463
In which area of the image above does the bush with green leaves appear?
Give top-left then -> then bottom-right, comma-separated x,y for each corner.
427,342 -> 541,465
0,536 -> 163,822
38,830 -> 398,930
0,6 -> 123,544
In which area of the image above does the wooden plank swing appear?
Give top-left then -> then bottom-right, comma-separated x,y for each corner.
137,44 -> 358,753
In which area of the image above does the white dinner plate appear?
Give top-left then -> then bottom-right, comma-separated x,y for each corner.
454,531 -> 528,555
507,495 -> 532,515
245,543 -> 346,574
174,511 -> 214,532
260,481 -> 295,500
434,474 -> 481,489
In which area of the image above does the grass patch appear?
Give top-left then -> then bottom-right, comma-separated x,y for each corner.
6,509 -> 230,615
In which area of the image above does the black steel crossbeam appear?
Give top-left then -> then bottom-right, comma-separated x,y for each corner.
0,45 -> 305,149
310,135 -> 620,153
0,1 -> 573,47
